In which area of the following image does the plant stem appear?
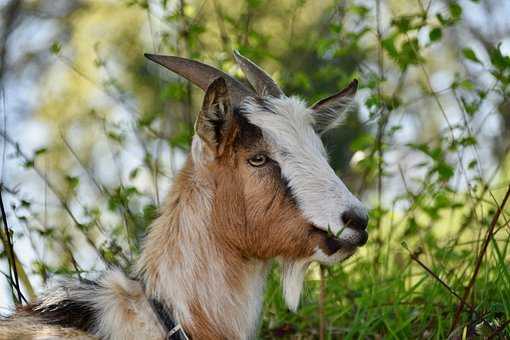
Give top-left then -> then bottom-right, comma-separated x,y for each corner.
319,265 -> 326,340
450,184 -> 510,332
0,186 -> 25,303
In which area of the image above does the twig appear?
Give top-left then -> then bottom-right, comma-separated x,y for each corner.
404,244 -> 495,331
375,0 -> 386,222
0,186 -> 26,303
0,130 -> 108,264
451,184 -> 510,332
406,246 -> 474,311
319,265 -> 326,340
60,132 -> 106,196
0,0 -> 22,82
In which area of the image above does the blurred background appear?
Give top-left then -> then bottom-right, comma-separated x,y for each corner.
1,0 -> 510,338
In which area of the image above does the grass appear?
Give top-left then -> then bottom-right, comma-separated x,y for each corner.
259,185 -> 510,339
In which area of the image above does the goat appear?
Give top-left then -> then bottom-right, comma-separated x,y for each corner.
0,51 -> 369,339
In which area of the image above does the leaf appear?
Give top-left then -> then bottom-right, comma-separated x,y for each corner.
107,131 -> 125,144
382,35 -> 399,61
462,48 -> 481,64
449,3 -> 462,21
429,27 -> 442,42
399,38 -> 423,69
392,16 -> 412,33
459,79 -> 475,90
65,175 -> 80,191
350,5 -> 369,17
468,159 -> 478,169
23,159 -> 34,168
50,42 -> 61,55
129,167 -> 140,180
459,136 -> 477,146
436,161 -> 454,181
489,44 -> 510,70
34,147 -> 48,156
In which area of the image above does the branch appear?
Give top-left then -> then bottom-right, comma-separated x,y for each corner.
0,129 -> 108,265
319,265 -> 326,340
0,0 -> 22,82
0,186 -> 26,303
450,184 -> 510,332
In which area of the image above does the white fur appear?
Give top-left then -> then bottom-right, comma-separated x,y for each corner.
243,96 -> 367,238
243,96 -> 367,310
191,134 -> 213,165
281,259 -> 310,311
92,271 -> 162,339
313,96 -> 356,134
280,248 -> 355,311
312,247 -> 356,265
36,270 -> 163,340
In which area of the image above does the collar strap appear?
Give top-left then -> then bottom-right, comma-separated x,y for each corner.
148,298 -> 190,340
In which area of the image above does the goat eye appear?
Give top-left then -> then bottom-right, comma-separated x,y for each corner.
248,154 -> 268,167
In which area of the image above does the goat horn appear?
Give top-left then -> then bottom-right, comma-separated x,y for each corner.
145,53 -> 253,105
233,50 -> 284,98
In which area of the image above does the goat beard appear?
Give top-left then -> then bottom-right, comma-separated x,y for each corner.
281,259 -> 311,312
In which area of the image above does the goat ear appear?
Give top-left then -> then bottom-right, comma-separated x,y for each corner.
310,79 -> 358,134
196,77 -> 235,155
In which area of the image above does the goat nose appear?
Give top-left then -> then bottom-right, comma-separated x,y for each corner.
341,209 -> 368,231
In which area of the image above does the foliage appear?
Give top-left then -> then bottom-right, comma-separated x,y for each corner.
1,0 -> 510,338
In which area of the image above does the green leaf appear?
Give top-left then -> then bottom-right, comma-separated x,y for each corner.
436,162 -> 454,181
34,147 -> 48,156
462,48 -> 481,64
489,45 -> 510,70
350,5 -> 369,17
24,159 -> 34,168
129,167 -> 140,180
459,136 -> 477,146
382,36 -> 399,61
459,79 -> 475,90
399,38 -> 423,69
392,16 -> 412,33
65,175 -> 80,191
468,159 -> 478,169
449,3 -> 462,20
50,42 -> 61,55
107,131 -> 125,144
429,27 -> 442,42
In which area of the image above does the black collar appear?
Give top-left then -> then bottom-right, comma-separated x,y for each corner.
147,297 -> 190,340
135,274 -> 190,339
134,278 -> 191,340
